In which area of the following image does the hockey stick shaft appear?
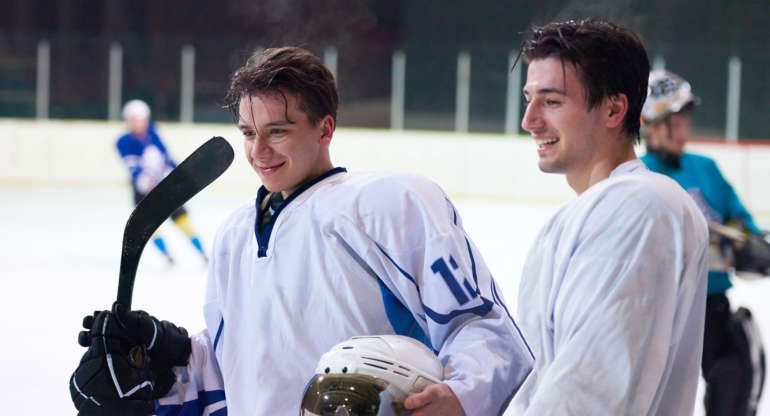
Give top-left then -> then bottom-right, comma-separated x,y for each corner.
115,136 -> 234,310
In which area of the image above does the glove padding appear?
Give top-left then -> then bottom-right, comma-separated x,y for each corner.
70,310 -> 156,415
70,305 -> 192,415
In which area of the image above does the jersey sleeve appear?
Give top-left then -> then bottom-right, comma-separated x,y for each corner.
155,230 -> 228,415
116,135 -> 144,182
522,186 -> 708,415
148,125 -> 178,171
154,330 -> 226,416
707,158 -> 759,233
347,174 -> 534,416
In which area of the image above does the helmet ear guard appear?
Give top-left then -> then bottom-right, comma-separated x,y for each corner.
641,70 -> 700,124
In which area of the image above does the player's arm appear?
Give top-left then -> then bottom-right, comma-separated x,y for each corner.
154,330 -> 226,415
707,158 -> 759,233
116,136 -> 144,180
148,126 -> 178,170
355,176 -> 533,416
523,192 -> 708,415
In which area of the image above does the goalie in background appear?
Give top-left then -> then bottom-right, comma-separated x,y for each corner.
641,69 -> 767,416
116,99 -> 208,264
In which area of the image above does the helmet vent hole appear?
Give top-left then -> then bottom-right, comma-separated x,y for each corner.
363,362 -> 388,371
362,356 -> 395,366
342,367 -> 348,373
342,346 -> 353,349
324,367 -> 330,374
393,370 -> 409,378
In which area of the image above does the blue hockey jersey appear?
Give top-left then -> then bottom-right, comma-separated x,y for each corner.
116,125 -> 177,195
641,151 -> 758,294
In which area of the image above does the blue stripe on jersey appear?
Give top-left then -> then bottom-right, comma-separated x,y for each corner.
445,197 -> 458,225
375,244 -> 419,290
490,280 -> 512,321
491,279 -> 534,360
423,300 -> 494,324
463,237 -> 480,291
377,279 -> 434,351
377,243 -> 494,323
155,389 -> 226,415
213,319 -> 224,351
211,408 -> 227,416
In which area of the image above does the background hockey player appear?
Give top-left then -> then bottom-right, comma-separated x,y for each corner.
641,69 -> 767,416
70,47 -> 533,415
117,99 -> 208,264
509,19 -> 710,415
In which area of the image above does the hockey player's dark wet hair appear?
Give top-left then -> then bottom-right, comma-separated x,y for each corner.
517,19 -> 650,143
224,46 -> 338,127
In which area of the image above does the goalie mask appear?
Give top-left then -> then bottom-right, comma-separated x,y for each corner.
300,335 -> 443,416
641,70 -> 701,123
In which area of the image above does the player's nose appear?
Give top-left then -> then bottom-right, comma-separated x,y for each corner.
521,103 -> 543,133
250,135 -> 273,158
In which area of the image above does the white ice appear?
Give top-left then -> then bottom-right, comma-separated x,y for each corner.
1,186 -> 768,415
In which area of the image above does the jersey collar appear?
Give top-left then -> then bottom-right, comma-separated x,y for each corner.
254,167 -> 347,257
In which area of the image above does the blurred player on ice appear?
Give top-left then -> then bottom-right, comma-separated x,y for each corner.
509,19 -> 709,415
70,47 -> 533,415
641,69 -> 768,416
117,99 -> 208,264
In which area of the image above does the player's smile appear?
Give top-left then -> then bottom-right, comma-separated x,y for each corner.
257,161 -> 286,176
534,136 -> 560,154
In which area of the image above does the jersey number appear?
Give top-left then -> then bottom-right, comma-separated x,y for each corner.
431,256 -> 478,305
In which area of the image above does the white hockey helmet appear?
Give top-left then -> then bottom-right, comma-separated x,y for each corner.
300,335 -> 443,416
122,99 -> 151,120
641,70 -> 700,123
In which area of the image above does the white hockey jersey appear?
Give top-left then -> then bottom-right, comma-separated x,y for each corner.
509,159 -> 709,415
156,168 -> 534,415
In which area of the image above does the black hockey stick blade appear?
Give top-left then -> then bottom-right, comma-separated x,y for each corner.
115,136 -> 234,310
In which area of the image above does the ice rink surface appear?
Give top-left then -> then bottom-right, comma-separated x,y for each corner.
2,185 -> 769,415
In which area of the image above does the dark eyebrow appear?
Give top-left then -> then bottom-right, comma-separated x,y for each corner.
523,87 -> 567,96
264,120 -> 294,127
237,119 -> 294,130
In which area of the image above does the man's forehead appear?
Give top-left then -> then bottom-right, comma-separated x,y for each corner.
524,57 -> 579,94
237,92 -> 301,126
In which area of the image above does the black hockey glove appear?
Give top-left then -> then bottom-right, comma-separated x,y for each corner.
70,306 -> 192,415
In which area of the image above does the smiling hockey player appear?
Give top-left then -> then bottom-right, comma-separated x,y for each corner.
509,19 -> 709,415
70,47 -> 533,416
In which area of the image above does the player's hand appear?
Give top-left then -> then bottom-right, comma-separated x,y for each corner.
403,383 -> 465,416
71,306 -> 192,411
135,173 -> 155,194
69,310 -> 156,415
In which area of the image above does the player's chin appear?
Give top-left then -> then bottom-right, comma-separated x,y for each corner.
537,159 -> 561,174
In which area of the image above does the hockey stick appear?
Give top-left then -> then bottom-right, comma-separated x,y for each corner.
115,136 -> 234,310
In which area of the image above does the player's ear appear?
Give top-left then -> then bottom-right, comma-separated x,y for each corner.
604,93 -> 628,129
319,114 -> 335,145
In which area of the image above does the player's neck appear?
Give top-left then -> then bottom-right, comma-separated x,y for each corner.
567,142 -> 637,195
